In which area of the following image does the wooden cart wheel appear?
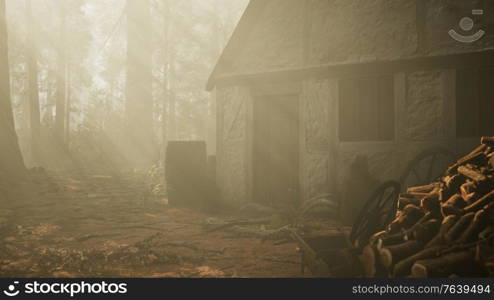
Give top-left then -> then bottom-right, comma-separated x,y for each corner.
399,147 -> 456,191
350,181 -> 401,248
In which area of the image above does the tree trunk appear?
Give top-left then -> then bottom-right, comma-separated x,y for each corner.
168,65 -> 176,141
0,0 -> 26,179
207,0 -> 222,155
167,1 -> 177,142
160,0 -> 170,165
65,64 -> 70,144
26,0 -> 41,166
55,0 -> 67,144
126,0 -> 155,168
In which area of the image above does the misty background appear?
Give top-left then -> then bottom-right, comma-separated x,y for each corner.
6,0 -> 248,171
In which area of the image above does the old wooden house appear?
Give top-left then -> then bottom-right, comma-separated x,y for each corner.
207,0 -> 494,207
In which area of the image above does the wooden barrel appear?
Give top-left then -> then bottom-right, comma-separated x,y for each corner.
165,141 -> 207,207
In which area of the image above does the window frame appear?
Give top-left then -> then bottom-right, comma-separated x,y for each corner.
338,74 -> 396,143
455,67 -> 494,138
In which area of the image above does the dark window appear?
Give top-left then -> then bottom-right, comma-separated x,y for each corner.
339,75 -> 395,142
456,68 -> 494,138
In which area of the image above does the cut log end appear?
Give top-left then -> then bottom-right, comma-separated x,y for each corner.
481,136 -> 494,145
360,245 -> 376,278
379,248 -> 393,269
411,251 -> 475,278
411,263 -> 428,278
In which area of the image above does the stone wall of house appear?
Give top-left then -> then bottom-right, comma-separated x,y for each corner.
298,70 -> 455,203
335,69 -> 462,195
214,0 -> 493,204
300,78 -> 334,201
406,71 -> 446,141
215,72 -> 481,204
214,69 -> 475,204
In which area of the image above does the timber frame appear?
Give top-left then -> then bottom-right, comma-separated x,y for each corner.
209,49 -> 494,91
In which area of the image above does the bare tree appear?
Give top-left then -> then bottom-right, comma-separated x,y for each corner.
55,0 -> 67,143
160,0 -> 170,163
25,0 -> 41,165
0,0 -> 26,178
126,0 -> 155,167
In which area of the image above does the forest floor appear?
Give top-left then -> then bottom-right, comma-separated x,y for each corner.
0,170 -> 318,278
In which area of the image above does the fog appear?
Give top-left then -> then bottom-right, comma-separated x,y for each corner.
6,0 -> 247,170
1,0 -> 494,280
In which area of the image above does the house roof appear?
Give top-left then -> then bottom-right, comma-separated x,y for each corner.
206,0 -> 267,91
207,1 -> 494,91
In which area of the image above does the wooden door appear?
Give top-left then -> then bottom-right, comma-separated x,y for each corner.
253,95 -> 299,206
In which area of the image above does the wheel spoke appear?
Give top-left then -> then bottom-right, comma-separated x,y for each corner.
354,219 -> 368,239
403,149 -> 457,190
351,181 -> 401,245
380,195 -> 393,209
377,191 -> 389,208
387,189 -> 398,201
375,192 -> 386,209
379,188 -> 393,208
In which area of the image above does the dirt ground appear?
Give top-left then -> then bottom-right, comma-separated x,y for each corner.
0,170 -> 313,278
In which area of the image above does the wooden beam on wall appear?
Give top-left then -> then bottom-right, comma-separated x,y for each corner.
213,50 -> 494,90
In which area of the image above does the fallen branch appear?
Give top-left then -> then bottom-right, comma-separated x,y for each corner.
205,219 -> 270,233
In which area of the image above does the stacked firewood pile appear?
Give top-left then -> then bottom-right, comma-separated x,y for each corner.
363,137 -> 494,278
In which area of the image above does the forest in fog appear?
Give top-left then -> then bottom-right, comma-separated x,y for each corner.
4,0 -> 247,172
2,0 -> 494,280
1,0 -> 285,279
